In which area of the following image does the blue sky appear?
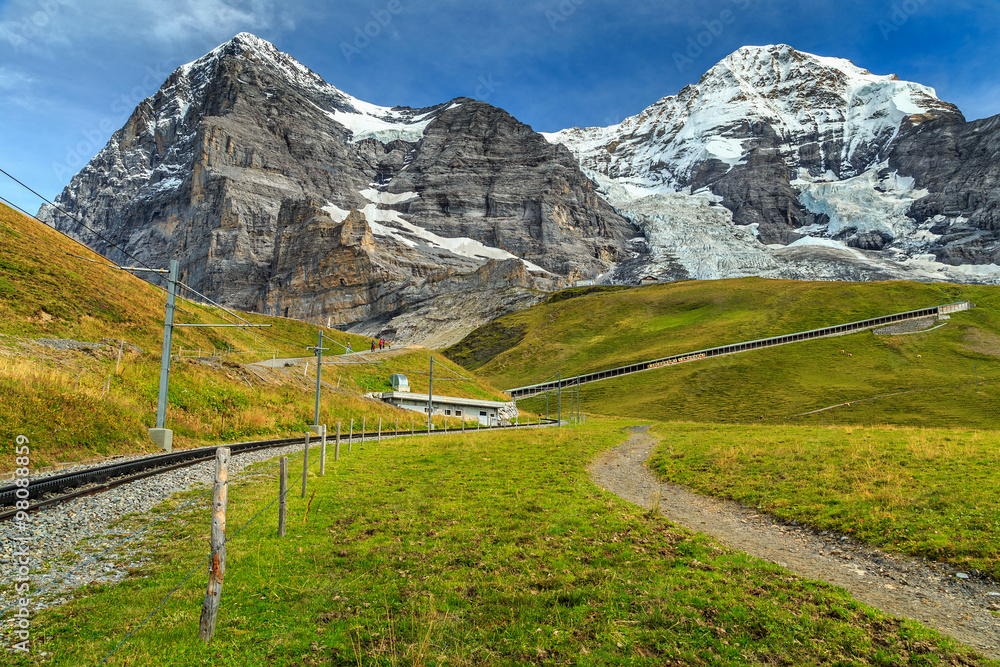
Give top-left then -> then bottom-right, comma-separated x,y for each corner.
1,0 -> 998,215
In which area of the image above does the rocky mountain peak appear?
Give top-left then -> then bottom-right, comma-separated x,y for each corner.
548,44 -> 963,194
38,32 -> 637,345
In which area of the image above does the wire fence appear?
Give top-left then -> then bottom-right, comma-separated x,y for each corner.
90,426 -> 382,663
91,448 -> 299,664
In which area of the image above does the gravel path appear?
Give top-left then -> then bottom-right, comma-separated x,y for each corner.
0,441 -> 309,636
589,427 -> 1000,660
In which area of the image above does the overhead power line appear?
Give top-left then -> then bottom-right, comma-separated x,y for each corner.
0,194 -> 170,296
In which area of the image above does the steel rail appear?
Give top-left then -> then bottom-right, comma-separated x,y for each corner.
0,421 -> 556,521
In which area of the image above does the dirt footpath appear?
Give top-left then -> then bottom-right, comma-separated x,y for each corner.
588,427 -> 1000,660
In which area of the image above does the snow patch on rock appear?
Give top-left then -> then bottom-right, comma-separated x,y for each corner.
327,190 -> 551,275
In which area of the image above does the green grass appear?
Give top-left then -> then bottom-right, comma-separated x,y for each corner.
647,422 -> 1000,579
9,421 -> 992,666
0,347 -> 508,466
448,278 -> 1000,427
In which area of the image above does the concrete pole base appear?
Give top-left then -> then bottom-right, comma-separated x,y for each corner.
148,428 -> 173,452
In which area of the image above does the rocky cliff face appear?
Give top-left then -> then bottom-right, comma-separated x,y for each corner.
888,114 -> 1000,265
387,103 -> 631,280
39,33 -> 636,345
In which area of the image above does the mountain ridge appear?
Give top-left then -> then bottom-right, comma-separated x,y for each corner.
39,32 -> 637,345
38,35 -> 1000,346
544,44 -> 998,285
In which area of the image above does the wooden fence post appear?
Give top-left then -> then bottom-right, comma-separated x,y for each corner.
301,432 -> 309,498
198,447 -> 229,643
362,417 -> 366,447
278,456 -> 287,538
335,422 -> 341,461
320,425 -> 327,477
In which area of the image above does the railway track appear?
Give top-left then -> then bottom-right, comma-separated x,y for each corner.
0,421 -> 553,521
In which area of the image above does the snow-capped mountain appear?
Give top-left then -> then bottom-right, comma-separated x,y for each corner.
545,45 -> 999,285
547,45 -> 962,191
39,33 -> 635,344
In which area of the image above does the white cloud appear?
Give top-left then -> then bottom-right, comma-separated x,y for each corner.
0,66 -> 35,107
0,67 -> 32,90
0,0 -> 299,56
142,0 -> 285,45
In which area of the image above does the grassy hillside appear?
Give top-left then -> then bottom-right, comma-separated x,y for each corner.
446,279 -> 1000,427
0,204 -> 508,466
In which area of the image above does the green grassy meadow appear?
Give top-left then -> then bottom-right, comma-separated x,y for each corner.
9,423 -> 992,666
449,279 -> 1000,428
647,422 -> 1000,579
7,201 -> 1000,664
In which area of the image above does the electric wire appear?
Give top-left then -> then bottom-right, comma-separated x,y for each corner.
0,194 -> 41,221
2,180 -> 306,352
0,488 -> 214,617
0,167 -> 156,274
0,192 -> 169,295
173,278 -> 339,353
175,280 -> 258,327
96,550 -> 211,666
95,453 -> 296,665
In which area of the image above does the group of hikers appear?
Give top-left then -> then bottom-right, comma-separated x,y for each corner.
344,338 -> 391,354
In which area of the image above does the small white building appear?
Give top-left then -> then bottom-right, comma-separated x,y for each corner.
378,391 -> 514,426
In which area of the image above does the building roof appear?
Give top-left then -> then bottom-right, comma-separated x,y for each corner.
379,391 -> 510,409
